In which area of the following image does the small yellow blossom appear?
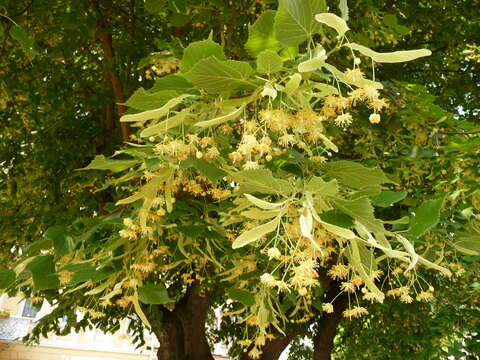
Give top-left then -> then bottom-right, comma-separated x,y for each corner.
344,68 -> 365,83
260,273 -> 277,287
59,271 -> 74,285
343,306 -> 368,319
416,291 -> 434,301
334,113 -> 353,127
328,264 -> 350,280
243,161 -> 260,170
267,247 -> 282,260
322,303 -> 334,313
248,347 -> 263,359
362,85 -> 379,100
369,113 -> 381,124
340,282 -> 356,293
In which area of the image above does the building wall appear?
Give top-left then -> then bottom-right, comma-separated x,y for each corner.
0,294 -> 231,360
0,294 -> 156,360
0,343 -> 230,360
0,342 -> 152,360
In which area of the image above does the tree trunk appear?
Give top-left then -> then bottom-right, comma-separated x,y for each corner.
313,286 -> 348,360
177,285 -> 215,360
156,310 -> 184,360
241,327 -> 302,360
154,283 -> 214,360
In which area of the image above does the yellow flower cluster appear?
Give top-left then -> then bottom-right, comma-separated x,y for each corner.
387,286 -> 413,303
343,306 -> 368,319
416,290 -> 434,301
144,54 -> 179,80
327,264 -> 351,280
321,83 -> 389,127
289,259 -> 319,290
58,270 -> 74,285
77,306 -> 106,319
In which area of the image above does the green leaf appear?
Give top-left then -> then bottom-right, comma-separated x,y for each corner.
26,255 -> 59,291
319,210 -> 353,228
140,108 -> 191,137
184,57 -> 255,94
323,161 -> 393,189
244,193 -> 286,210
305,177 -> 338,196
149,74 -> 193,93
256,50 -> 283,74
346,43 -> 432,63
145,0 -> 167,15
125,89 -> 178,111
347,240 -> 383,301
241,209 -> 281,220
169,13 -> 190,26
230,168 -> 294,195
138,283 -> 171,304
0,270 -> 15,289
338,0 -> 349,21
345,241 -> 377,273
298,57 -> 326,73
44,226 -> 75,259
383,14 -> 398,27
195,106 -> 244,127
383,216 -> 410,225
395,25 -> 410,36
232,217 -> 280,249
180,158 -> 226,184
70,267 -> 114,286
9,24 -> 37,60
116,170 -> 171,205
372,190 -> 407,207
318,134 -> 338,152
332,196 -> 385,233
79,155 -> 139,172
25,238 -> 53,255
245,10 -> 283,57
133,292 -> 152,328
226,288 -> 255,307
315,13 -> 350,37
284,73 -> 302,95
408,198 -> 444,238
121,94 -> 193,122
179,39 -> 226,73
274,0 -> 327,47
451,235 -> 480,256
313,83 -> 339,97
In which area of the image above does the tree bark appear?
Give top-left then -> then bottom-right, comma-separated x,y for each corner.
177,285 -> 215,360
91,0 -> 130,142
313,285 -> 349,360
241,327 -> 302,360
153,283 -> 214,360
156,310 -> 185,360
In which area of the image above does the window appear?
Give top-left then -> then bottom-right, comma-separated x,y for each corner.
22,300 -> 39,318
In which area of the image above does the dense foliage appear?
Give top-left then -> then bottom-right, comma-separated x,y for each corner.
0,1 -> 478,359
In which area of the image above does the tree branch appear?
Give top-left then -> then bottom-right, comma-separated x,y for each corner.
91,0 -> 130,142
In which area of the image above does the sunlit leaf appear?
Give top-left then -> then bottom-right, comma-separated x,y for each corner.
232,217 -> 280,249
315,13 -> 349,37
346,43 -> 432,63
275,0 -> 327,47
